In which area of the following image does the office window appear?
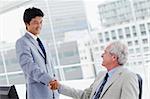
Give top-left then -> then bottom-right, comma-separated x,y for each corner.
136,48 -> 140,53
0,75 -> 7,85
143,47 -> 149,52
104,32 -> 109,37
126,33 -> 131,38
129,48 -> 134,54
125,27 -> 131,38
132,26 -> 136,33
145,60 -> 150,64
134,40 -> 139,45
139,24 -> 146,31
111,30 -> 117,40
0,55 -> 5,73
104,32 -> 110,42
138,61 -> 142,65
4,49 -> 21,72
127,41 -> 133,46
63,51 -> 74,57
8,73 -> 25,84
100,46 -> 104,50
63,66 -> 83,80
142,38 -> 148,44
147,22 -> 150,29
99,38 -> 104,43
132,25 -> 137,37
141,31 -> 147,36
117,28 -> 124,39
98,33 -> 104,42
94,47 -> 99,52
105,38 -> 110,42
147,22 -> 150,34
125,27 -> 130,33
133,32 -> 137,37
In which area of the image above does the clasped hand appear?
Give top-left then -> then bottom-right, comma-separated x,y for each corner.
49,80 -> 60,90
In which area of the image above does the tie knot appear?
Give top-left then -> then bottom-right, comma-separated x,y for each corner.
37,37 -> 40,41
37,38 -> 42,44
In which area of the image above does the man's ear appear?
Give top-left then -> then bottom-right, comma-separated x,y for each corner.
25,22 -> 30,30
112,55 -> 117,61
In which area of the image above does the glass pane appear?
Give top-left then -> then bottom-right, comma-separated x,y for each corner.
63,66 -> 83,80
55,69 -> 61,80
0,54 -> 5,73
8,73 -> 25,84
4,49 -> 21,72
33,0 -> 89,67
0,75 -> 7,85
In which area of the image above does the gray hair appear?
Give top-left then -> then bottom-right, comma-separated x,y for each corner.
107,41 -> 128,66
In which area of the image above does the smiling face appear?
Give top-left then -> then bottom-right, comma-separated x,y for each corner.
26,16 -> 43,36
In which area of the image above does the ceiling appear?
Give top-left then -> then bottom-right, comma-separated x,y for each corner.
0,0 -> 32,15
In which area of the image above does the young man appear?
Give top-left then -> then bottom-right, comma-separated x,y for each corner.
16,7 -> 59,99
50,41 -> 139,99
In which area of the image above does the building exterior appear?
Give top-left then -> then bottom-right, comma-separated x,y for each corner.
97,0 -> 150,68
98,0 -> 150,27
32,0 -> 88,42
95,21 -> 150,68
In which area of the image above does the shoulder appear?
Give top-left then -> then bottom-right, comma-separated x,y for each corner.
16,34 -> 29,44
121,68 -> 138,83
123,68 -> 137,77
16,34 -> 29,48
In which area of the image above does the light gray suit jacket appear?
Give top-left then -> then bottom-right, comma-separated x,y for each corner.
59,67 -> 139,99
16,33 -> 59,99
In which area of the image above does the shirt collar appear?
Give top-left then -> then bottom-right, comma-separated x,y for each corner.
107,66 -> 120,78
27,31 -> 39,40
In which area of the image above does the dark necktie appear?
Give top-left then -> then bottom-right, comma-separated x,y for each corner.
94,73 -> 109,99
37,38 -> 46,60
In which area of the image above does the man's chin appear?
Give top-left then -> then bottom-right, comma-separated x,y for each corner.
35,31 -> 40,35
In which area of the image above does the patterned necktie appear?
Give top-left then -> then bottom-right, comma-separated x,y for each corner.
94,73 -> 109,99
36,38 -> 46,59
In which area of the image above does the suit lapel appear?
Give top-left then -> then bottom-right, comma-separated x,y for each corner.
90,71 -> 106,98
24,33 -> 45,59
100,67 -> 124,98
43,42 -> 49,63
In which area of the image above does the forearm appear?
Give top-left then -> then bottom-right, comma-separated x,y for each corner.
58,84 -> 84,99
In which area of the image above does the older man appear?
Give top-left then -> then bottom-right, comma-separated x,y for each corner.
50,41 -> 139,99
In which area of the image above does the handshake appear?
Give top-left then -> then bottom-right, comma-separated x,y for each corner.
49,80 -> 60,90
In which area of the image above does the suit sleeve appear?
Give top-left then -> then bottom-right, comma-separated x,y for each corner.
16,39 -> 53,85
58,72 -> 105,99
58,83 -> 93,99
121,73 -> 139,99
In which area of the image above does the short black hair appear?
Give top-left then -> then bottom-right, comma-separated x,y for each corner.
23,7 -> 44,24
